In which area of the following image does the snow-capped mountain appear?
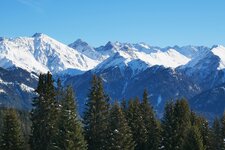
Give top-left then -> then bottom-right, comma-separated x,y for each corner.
0,33 -> 98,75
76,41 -> 190,74
94,48 -> 190,74
69,39 -> 106,62
1,33 -> 225,118
179,45 -> 225,90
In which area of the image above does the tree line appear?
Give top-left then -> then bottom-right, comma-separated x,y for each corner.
1,72 -> 225,150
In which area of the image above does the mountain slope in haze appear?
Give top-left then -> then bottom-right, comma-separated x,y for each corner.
65,65 -> 201,115
0,67 -> 37,110
190,82 -> 225,118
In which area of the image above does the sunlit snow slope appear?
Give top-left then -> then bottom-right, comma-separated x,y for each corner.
0,33 -> 98,75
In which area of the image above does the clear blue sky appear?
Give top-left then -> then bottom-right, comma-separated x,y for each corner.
1,0 -> 225,47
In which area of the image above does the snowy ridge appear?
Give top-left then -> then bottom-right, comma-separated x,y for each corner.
69,39 -> 106,61
94,44 -> 190,74
0,33 -> 98,75
1,33 -> 225,76
181,45 -> 225,71
211,45 -> 225,69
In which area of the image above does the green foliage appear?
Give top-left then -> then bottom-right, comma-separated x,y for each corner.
190,112 -> 211,150
83,75 -> 110,150
221,112 -> 225,149
211,117 -> 223,150
108,102 -> 135,150
161,101 -> 176,150
161,99 -> 191,150
182,126 -> 205,150
0,109 -> 25,150
126,98 -> 147,150
140,89 -> 161,150
57,86 -> 87,150
30,72 -> 59,150
4,74 -> 225,150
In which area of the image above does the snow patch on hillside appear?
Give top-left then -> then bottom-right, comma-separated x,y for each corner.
211,45 -> 225,70
20,83 -> 34,92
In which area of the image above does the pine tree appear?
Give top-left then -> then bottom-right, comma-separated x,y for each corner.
182,126 -> 204,150
56,78 -> 63,103
30,72 -> 59,150
161,99 -> 191,150
83,75 -> 110,150
0,109 -> 25,150
108,101 -> 135,150
190,111 -> 211,150
57,86 -> 87,150
140,89 -> 161,150
121,98 -> 127,113
173,99 -> 191,149
126,98 -> 147,150
211,117 -> 223,150
161,101 -> 176,150
221,112 -> 225,149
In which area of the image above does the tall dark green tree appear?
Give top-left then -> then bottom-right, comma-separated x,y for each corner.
161,99 -> 191,150
108,101 -> 135,150
126,98 -> 147,150
190,111 -> 211,150
83,75 -> 110,150
30,72 -> 59,150
161,101 -> 176,150
140,89 -> 161,150
0,109 -> 25,150
173,99 -> 191,149
221,112 -> 225,149
182,126 -> 204,150
57,86 -> 87,150
211,117 -> 223,150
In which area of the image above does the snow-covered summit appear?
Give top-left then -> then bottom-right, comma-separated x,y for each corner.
0,33 -> 98,75
1,33 -> 224,77
181,45 -> 225,71
211,45 -> 225,70
69,39 -> 105,61
95,45 -> 190,74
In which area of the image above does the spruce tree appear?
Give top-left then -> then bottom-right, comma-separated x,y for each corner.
0,109 -> 25,150
221,112 -> 225,149
161,101 -> 176,150
83,75 -> 110,150
108,102 -> 135,150
140,89 -> 161,150
161,99 -> 191,150
182,126 -> 204,150
190,111 -> 211,150
126,98 -> 147,150
30,72 -> 59,150
173,99 -> 191,149
57,86 -> 87,150
211,117 -> 223,150
121,98 -> 127,113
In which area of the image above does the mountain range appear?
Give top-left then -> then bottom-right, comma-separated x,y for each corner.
1,33 -> 225,118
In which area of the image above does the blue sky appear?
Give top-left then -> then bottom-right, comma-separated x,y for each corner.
1,0 -> 225,47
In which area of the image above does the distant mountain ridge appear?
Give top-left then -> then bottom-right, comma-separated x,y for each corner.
1,33 -> 225,118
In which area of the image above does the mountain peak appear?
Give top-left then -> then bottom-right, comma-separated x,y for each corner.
211,45 -> 225,49
32,33 -> 45,37
104,41 -> 115,50
32,33 -> 53,41
69,38 -> 89,47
